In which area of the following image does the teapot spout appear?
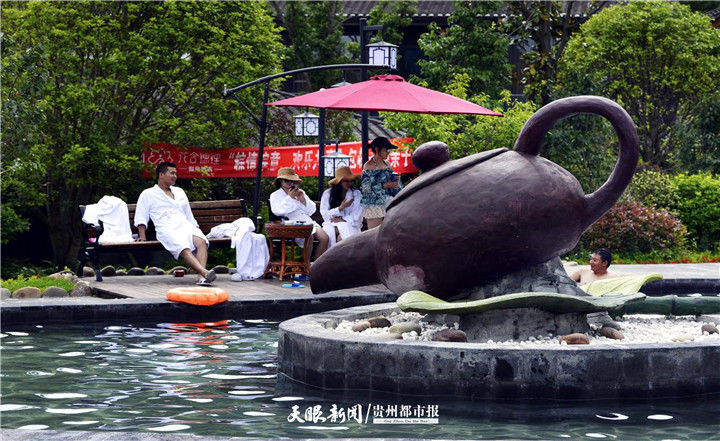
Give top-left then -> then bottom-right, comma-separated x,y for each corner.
310,228 -> 381,293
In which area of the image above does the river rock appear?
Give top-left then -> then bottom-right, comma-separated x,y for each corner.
1,288 -> 11,299
559,333 -> 590,345
432,329 -> 467,342
115,269 -> 127,276
599,326 -> 624,340
212,265 -> 230,274
101,266 -> 116,277
82,266 -> 95,277
367,316 -> 391,328
127,267 -> 145,276
170,266 -> 188,276
352,321 -> 371,332
71,281 -> 93,297
42,286 -> 69,298
701,323 -> 718,335
389,322 -> 422,335
146,266 -> 165,276
11,287 -> 42,299
49,271 -> 79,283
671,334 -> 695,342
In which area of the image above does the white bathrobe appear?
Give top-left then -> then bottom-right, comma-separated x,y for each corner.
82,195 -> 134,244
134,185 -> 208,259
269,188 -> 318,247
207,218 -> 269,280
320,188 -> 363,248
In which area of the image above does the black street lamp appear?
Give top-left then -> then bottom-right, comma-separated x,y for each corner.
359,18 -> 397,165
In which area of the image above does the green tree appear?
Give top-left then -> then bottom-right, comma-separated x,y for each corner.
506,0 -> 610,105
1,1 -> 284,268
268,1 -> 350,91
367,0 -> 417,45
416,1 -> 511,98
382,74 -> 537,159
673,92 -> 720,174
556,1 -> 720,169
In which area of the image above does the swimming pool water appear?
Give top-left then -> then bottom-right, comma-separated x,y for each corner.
1,320 -> 718,439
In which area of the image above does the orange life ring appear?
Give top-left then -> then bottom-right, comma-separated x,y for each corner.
166,287 -> 230,306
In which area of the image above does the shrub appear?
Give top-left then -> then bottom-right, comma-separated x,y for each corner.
623,169 -> 679,209
672,173 -> 720,250
579,201 -> 688,256
0,274 -> 76,294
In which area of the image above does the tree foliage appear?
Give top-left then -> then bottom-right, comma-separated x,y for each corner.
367,0 -> 417,45
672,92 -> 720,174
506,0 -> 610,105
382,74 -> 536,159
268,1 -> 350,91
416,1 -> 511,98
1,1 -> 284,267
556,1 -> 720,169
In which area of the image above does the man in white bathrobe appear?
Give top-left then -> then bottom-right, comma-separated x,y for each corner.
134,162 -> 216,285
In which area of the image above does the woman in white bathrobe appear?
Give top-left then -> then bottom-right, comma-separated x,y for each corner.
320,166 -> 363,248
269,167 -> 329,259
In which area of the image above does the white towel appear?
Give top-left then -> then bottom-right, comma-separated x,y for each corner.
83,196 -> 134,244
206,218 -> 269,280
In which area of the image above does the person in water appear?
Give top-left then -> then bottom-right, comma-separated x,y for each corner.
570,248 -> 619,284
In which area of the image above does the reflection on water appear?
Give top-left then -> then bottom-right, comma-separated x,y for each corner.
1,320 -> 718,439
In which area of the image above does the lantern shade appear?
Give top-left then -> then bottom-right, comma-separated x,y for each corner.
322,151 -> 352,177
367,41 -> 398,69
294,111 -> 319,137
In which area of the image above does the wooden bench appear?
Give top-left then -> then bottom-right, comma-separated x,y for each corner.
78,199 -> 247,281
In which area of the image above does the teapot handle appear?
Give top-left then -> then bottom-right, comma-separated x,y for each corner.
513,96 -> 639,230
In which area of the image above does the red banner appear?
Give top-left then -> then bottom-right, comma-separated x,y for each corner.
141,137 -> 417,178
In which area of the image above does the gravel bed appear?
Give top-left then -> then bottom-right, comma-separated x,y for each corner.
334,311 -> 720,345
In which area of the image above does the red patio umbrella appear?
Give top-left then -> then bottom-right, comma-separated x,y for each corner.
266,74 -> 503,116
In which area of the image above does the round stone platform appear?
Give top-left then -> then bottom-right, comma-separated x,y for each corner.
278,303 -> 720,400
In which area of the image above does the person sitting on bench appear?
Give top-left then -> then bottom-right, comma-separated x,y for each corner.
134,162 -> 216,286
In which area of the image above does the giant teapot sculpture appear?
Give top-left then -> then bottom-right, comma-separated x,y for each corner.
311,96 -> 639,299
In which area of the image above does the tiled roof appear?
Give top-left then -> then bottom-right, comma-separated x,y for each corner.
341,1 -> 455,17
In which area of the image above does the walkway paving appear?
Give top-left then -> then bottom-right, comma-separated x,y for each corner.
89,273 -> 387,301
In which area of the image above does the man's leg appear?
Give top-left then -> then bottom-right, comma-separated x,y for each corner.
179,248 -> 208,279
194,235 -> 208,269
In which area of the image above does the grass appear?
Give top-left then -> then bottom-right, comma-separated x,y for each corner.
0,274 -> 76,294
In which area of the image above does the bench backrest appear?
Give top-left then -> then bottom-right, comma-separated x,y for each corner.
127,199 -> 247,236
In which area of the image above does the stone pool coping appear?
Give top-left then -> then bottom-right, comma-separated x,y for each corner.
278,303 -> 720,400
0,286 -> 397,327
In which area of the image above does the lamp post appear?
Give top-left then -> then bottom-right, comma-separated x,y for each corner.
359,18 -> 389,166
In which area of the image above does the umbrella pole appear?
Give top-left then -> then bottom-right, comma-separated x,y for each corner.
318,109 -> 326,196
253,83 -> 270,228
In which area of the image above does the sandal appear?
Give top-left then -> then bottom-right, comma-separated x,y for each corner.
204,269 -> 216,283
195,278 -> 212,286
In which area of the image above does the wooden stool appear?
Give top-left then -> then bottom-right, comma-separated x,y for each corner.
263,223 -> 313,280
